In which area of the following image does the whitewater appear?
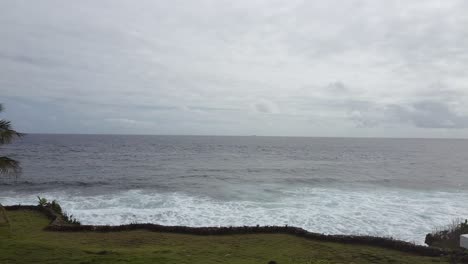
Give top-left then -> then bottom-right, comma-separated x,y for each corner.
2,187 -> 468,244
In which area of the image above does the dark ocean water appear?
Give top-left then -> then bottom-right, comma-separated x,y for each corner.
1,134 -> 468,243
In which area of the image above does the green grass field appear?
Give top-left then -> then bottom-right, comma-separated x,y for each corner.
0,209 -> 451,264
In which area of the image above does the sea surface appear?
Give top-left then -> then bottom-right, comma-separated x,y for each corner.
1,134 -> 468,244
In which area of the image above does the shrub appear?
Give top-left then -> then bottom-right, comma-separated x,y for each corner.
37,196 -> 48,207
36,197 -> 80,225
425,218 -> 468,249
62,212 -> 81,225
50,200 -> 63,215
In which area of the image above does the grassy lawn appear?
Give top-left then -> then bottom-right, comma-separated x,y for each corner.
0,209 -> 451,264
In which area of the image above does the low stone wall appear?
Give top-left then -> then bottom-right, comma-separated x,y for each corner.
5,205 -> 468,261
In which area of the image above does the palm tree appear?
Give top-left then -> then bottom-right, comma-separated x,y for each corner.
0,104 -> 23,175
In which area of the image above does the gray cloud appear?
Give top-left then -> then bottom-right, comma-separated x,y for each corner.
326,82 -> 349,94
251,98 -> 281,115
346,98 -> 468,129
390,101 -> 468,129
1,0 -> 468,137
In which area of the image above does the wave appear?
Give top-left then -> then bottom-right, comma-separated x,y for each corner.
2,187 -> 468,244
0,180 -> 111,188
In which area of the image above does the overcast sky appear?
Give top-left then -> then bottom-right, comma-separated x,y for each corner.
1,0 -> 468,137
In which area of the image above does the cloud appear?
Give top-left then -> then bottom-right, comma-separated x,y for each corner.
390,101 -> 468,129
345,98 -> 468,129
187,106 -> 240,112
104,118 -> 139,125
326,82 -> 349,94
253,99 -> 279,114
1,0 -> 468,137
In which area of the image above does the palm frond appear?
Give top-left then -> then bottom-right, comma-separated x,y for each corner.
0,156 -> 21,176
0,119 -> 23,145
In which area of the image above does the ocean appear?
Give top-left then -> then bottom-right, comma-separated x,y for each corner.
1,134 -> 468,244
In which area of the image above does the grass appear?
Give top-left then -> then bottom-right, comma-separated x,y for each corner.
0,209 -> 453,264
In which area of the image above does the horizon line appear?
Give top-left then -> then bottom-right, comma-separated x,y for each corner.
18,132 -> 468,140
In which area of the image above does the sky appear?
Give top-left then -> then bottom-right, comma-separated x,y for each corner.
1,0 -> 468,138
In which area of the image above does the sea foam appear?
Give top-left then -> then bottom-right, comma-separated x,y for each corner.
2,187 -> 467,244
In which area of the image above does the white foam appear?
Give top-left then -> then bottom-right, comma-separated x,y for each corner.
2,187 -> 468,244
